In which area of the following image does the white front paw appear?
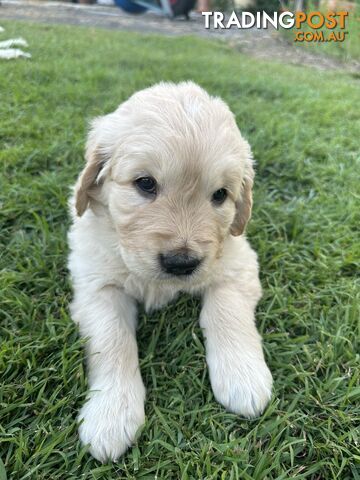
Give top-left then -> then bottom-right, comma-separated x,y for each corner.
78,383 -> 145,462
207,352 -> 273,418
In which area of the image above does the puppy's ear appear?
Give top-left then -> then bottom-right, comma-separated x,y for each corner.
75,117 -> 111,217
230,164 -> 254,237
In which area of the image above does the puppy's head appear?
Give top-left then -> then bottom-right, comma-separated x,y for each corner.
75,82 -> 254,283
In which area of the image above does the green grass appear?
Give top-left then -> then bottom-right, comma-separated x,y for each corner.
1,20 -> 359,480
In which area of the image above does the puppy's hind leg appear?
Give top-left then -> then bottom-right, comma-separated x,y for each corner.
200,281 -> 272,418
71,285 -> 145,462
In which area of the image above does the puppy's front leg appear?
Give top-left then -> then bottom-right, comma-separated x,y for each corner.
200,282 -> 272,418
71,286 -> 145,462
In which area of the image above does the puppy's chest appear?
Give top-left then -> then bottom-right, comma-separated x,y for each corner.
123,274 -> 180,311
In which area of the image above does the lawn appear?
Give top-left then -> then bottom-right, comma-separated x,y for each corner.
0,20 -> 359,480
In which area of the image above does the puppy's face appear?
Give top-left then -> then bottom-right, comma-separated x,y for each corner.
75,82 -> 254,285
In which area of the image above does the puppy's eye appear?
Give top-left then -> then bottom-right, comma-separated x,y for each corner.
135,176 -> 157,195
212,188 -> 228,205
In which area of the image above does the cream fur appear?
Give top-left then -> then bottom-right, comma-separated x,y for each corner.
68,81 -> 272,462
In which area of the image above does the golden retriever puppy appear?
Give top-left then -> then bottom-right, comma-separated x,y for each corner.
68,81 -> 272,462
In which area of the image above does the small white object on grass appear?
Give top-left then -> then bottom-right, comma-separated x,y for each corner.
0,49 -> 31,59
0,37 -> 29,49
0,30 -> 31,60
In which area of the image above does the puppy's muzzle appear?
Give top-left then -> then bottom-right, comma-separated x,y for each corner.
159,251 -> 202,276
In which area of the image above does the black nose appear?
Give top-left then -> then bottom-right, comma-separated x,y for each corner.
159,252 -> 201,276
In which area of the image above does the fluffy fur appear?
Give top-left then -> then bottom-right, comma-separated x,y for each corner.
68,81 -> 272,462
